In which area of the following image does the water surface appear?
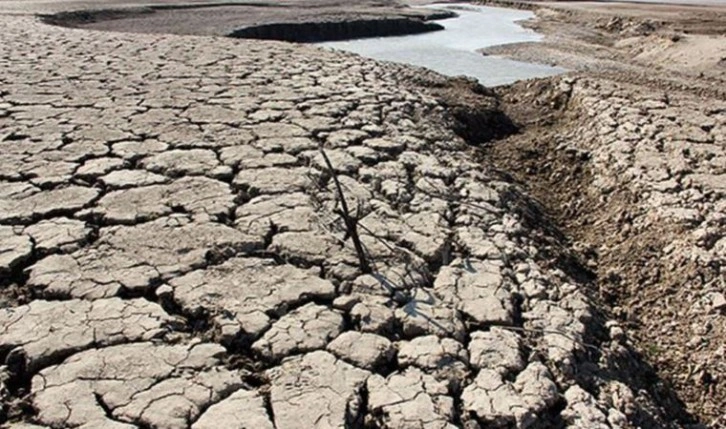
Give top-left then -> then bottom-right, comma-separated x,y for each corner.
320,3 -> 566,86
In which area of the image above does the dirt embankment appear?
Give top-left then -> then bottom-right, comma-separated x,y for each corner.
476,2 -> 725,426
488,76 -> 725,427
226,18 -> 444,42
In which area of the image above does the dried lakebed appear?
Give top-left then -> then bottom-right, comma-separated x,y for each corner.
0,10 -> 692,429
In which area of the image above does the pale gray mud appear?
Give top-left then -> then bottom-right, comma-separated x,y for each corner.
0,2 -> 711,429
25,0 -> 454,40
478,2 -> 725,425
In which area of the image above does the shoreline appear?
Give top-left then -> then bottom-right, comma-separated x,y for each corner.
34,0 -> 457,38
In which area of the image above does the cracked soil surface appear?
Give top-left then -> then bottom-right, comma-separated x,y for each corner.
481,1 -> 725,425
0,0 -> 722,428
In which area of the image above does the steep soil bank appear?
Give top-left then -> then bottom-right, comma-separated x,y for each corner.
473,4 -> 725,424
486,75 -> 725,427
227,18 -> 444,42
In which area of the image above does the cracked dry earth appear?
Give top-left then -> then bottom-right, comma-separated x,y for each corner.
0,13 -> 693,429
492,76 -> 726,426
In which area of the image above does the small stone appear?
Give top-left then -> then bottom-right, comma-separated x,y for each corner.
707,292 -> 726,312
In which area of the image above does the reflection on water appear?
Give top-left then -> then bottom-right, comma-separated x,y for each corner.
319,3 -> 565,86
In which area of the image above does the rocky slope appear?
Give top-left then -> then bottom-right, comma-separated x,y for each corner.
0,11 -> 695,429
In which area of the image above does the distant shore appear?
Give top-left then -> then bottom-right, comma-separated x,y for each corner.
33,0 -> 454,39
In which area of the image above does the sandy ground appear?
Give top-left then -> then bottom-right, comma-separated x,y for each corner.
0,0 -> 265,14
480,0 -> 726,86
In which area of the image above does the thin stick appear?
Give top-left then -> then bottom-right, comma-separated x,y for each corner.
496,325 -> 600,353
319,148 -> 371,274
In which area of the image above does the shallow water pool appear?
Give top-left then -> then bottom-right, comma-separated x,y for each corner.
319,3 -> 566,87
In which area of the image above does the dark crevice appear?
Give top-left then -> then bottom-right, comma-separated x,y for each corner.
264,294 -> 337,321
93,393 -> 114,419
459,310 -> 515,335
239,250 -> 287,266
511,292 -> 525,328
261,386 -> 277,429
154,290 -> 214,340
530,397 -> 568,429
372,353 -> 399,379
261,220 -> 279,248
1,349 -> 29,399
347,381 -> 368,429
0,397 -> 35,427
450,389 -> 465,429
451,106 -> 519,145
1,262 -> 34,305
230,18 -> 444,44
230,184 -> 255,205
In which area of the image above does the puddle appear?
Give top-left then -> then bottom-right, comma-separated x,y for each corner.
319,3 -> 565,86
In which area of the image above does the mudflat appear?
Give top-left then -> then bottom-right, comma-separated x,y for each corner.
1,0 -> 450,36
0,0 -> 723,428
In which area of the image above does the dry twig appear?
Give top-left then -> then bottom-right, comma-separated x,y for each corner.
319,147 -> 371,274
